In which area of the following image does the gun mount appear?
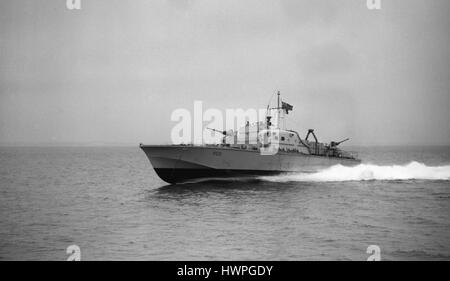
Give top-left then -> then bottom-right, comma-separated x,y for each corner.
330,138 -> 350,147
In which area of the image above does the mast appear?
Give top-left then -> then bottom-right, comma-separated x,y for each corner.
277,91 -> 280,129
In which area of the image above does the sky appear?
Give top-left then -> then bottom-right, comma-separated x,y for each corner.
0,0 -> 449,146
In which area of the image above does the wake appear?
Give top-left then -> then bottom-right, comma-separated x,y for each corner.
259,161 -> 450,182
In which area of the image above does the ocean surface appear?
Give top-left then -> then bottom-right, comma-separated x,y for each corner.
0,146 -> 449,260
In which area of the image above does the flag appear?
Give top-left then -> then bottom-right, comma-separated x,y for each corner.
281,101 -> 293,114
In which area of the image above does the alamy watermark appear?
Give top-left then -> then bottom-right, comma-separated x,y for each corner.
66,244 -> 81,261
366,245 -> 381,261
64,1 -> 380,12
64,244 -> 379,260
367,0 -> 381,10
170,101 -> 281,155
66,0 -> 81,10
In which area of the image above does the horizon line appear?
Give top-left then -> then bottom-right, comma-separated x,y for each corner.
1,142 -> 450,148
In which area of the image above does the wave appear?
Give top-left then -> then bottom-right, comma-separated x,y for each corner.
259,161 -> 450,182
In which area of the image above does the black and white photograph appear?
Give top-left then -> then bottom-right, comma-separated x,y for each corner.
0,0 -> 449,266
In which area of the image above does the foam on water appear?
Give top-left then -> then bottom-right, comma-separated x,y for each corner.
259,161 -> 450,182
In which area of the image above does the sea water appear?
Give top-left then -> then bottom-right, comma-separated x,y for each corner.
0,146 -> 449,260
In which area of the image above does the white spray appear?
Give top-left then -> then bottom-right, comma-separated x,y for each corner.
260,161 -> 450,182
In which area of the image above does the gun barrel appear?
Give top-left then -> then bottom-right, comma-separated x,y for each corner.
337,138 -> 350,145
207,127 -> 226,135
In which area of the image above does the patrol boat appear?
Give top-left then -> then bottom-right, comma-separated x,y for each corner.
140,92 -> 360,184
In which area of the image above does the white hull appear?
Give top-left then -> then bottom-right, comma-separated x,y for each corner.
140,145 -> 360,184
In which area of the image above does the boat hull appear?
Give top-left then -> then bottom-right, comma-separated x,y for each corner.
140,145 -> 361,184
